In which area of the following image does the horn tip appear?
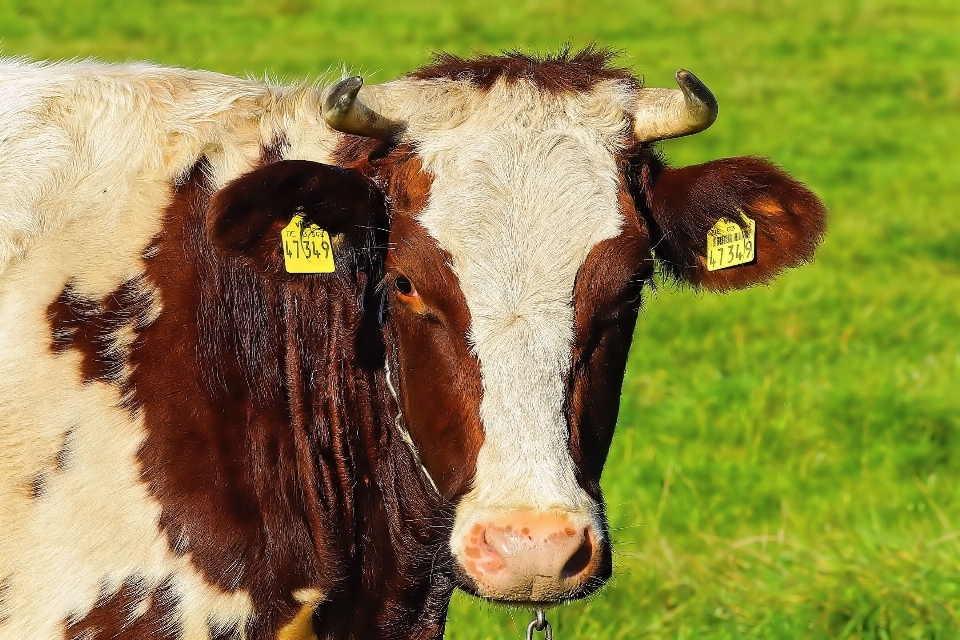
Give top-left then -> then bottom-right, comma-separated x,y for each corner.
324,76 -> 365,115
675,69 -> 704,91
674,69 -> 718,114
339,75 -> 364,93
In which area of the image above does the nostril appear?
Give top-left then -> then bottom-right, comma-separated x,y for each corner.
560,528 -> 593,579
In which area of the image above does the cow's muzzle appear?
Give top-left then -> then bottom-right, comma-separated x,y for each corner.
454,510 -> 608,603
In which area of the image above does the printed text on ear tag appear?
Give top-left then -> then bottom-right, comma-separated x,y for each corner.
282,214 -> 336,273
707,215 -> 756,271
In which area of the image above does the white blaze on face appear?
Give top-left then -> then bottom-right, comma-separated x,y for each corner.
405,78 -> 635,546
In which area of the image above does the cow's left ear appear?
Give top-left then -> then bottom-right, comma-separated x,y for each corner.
639,156 -> 827,291
207,159 -> 386,275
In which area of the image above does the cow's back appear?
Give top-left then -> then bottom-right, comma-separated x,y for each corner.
0,59 -> 334,638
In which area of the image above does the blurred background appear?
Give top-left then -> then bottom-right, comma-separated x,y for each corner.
2,0 -> 958,637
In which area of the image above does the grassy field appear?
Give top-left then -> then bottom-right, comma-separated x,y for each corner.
3,0 -> 959,637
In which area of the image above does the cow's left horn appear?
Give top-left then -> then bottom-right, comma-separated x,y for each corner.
322,76 -> 397,140
633,69 -> 718,143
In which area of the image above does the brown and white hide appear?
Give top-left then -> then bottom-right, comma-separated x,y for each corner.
0,49 -> 826,640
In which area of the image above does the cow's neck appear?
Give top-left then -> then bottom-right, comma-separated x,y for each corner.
268,305 -> 455,640
309,312 -> 456,640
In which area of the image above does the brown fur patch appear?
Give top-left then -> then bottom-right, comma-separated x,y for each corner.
381,159 -> 484,499
336,145 -> 485,500
47,279 -> 154,388
568,185 -> 652,490
64,577 -> 180,640
128,160 -> 341,636
556,185 -> 652,595
118,147 -> 457,638
409,45 -> 639,94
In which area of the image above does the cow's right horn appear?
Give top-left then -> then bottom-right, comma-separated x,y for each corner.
322,76 -> 397,140
633,69 -> 718,143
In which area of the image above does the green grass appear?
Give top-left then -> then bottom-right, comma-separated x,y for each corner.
3,0 -> 959,637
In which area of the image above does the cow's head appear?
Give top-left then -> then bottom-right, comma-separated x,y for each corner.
208,49 -> 826,605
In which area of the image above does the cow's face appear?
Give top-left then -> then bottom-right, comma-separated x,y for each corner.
209,51 -> 826,606
361,59 -> 824,604
372,77 -> 649,603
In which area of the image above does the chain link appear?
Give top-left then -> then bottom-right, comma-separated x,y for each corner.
525,609 -> 553,640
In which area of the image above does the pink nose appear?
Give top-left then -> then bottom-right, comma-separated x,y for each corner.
459,511 -> 602,602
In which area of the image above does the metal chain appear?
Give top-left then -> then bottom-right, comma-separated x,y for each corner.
526,609 -> 553,640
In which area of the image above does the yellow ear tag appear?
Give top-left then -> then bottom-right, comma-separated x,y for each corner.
707,215 -> 756,271
282,214 -> 336,274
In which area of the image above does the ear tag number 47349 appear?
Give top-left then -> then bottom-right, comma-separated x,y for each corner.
707,215 -> 756,271
282,214 -> 336,274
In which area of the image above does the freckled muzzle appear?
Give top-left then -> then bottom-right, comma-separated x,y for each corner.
453,510 -> 609,603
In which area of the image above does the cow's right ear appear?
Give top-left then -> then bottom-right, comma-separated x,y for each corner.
207,160 -> 386,274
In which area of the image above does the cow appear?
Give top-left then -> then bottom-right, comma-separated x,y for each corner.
0,47 -> 826,640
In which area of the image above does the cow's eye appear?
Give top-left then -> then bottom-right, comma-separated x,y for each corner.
394,275 -> 425,314
395,275 -> 416,296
